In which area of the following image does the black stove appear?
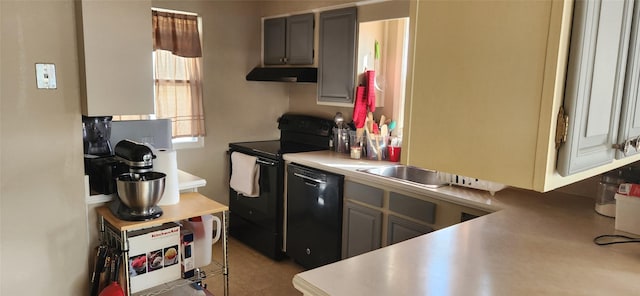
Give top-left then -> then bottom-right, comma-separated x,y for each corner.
228,114 -> 334,260
228,140 -> 281,160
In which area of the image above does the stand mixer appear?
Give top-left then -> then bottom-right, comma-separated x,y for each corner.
109,139 -> 166,221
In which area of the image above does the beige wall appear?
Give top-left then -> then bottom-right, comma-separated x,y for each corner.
153,1 -> 290,205
0,1 -> 409,294
1,0 -> 89,295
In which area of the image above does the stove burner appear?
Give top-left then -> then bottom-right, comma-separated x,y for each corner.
109,199 -> 163,221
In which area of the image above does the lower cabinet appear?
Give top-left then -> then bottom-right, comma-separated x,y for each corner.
342,201 -> 382,258
387,215 -> 434,245
342,180 -> 490,258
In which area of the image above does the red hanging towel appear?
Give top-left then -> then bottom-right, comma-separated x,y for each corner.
366,70 -> 376,112
353,86 -> 367,128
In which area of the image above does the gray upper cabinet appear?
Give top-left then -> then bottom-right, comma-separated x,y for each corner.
263,14 -> 314,65
318,7 -> 357,104
287,14 -> 315,65
618,3 -> 640,159
264,17 -> 287,65
557,0 -> 634,175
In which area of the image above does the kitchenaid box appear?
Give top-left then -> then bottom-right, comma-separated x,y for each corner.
128,223 -> 181,293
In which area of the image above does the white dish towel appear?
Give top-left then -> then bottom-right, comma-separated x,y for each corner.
230,152 -> 260,197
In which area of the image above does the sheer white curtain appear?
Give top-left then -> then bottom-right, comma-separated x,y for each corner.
154,50 -> 205,137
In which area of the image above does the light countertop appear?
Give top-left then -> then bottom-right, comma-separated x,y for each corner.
285,151 -> 640,296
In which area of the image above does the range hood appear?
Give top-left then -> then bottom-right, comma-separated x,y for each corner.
246,67 -> 317,83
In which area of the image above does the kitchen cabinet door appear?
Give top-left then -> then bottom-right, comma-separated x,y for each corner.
403,0 -> 640,191
286,13 -> 314,65
264,17 -> 287,65
264,14 -> 314,65
617,3 -> 640,159
342,201 -> 382,259
557,0 -> 634,175
387,215 -> 433,245
318,7 -> 357,104
77,0 -> 154,116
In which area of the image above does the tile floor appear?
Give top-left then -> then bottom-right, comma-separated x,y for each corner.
203,237 -> 305,296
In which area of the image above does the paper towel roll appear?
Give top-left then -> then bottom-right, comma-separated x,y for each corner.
154,149 -> 180,205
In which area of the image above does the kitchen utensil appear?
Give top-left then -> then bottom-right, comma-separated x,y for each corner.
99,252 -> 124,296
376,135 -> 382,160
356,128 -> 364,144
334,112 -> 344,129
364,116 -> 377,156
388,120 -> 397,132
90,245 -> 108,296
381,124 -> 389,137
379,115 -> 386,130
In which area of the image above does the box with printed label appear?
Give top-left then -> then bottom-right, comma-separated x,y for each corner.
128,223 -> 181,293
617,183 -> 640,197
181,229 -> 195,279
615,194 -> 640,235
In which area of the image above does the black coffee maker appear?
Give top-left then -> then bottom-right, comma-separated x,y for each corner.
83,116 -> 127,195
83,116 -> 113,156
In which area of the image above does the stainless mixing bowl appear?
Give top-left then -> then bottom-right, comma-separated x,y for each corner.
116,172 -> 166,214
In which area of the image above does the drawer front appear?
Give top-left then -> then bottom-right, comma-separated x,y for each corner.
389,192 -> 436,224
344,181 -> 384,207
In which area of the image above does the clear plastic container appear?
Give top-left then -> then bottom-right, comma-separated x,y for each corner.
365,134 -> 388,160
595,173 -> 625,217
333,128 -> 350,154
183,215 -> 221,268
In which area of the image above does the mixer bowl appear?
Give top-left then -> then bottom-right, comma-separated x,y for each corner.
116,172 -> 166,214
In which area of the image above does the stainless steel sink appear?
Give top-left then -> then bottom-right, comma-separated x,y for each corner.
359,165 -> 448,188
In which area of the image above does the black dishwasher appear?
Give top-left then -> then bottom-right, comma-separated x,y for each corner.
286,163 -> 344,269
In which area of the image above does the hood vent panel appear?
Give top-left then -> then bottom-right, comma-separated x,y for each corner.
246,67 -> 317,83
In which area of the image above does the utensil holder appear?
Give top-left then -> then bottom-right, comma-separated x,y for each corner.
365,134 -> 388,160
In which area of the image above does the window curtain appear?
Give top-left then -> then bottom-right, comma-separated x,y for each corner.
153,11 -> 202,58
153,10 -> 206,137
154,50 -> 206,138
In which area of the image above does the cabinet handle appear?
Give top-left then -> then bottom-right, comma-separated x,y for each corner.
613,136 -> 640,155
283,57 -> 288,63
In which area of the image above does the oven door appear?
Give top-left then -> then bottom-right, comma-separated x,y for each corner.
229,155 -> 282,231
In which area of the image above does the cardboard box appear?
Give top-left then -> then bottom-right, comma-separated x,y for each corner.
128,223 -> 181,293
617,183 -> 640,197
615,193 -> 640,235
181,229 -> 195,279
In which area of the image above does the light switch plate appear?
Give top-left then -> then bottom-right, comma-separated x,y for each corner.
35,63 -> 57,89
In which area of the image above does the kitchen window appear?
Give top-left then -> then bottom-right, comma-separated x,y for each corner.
115,8 -> 205,149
